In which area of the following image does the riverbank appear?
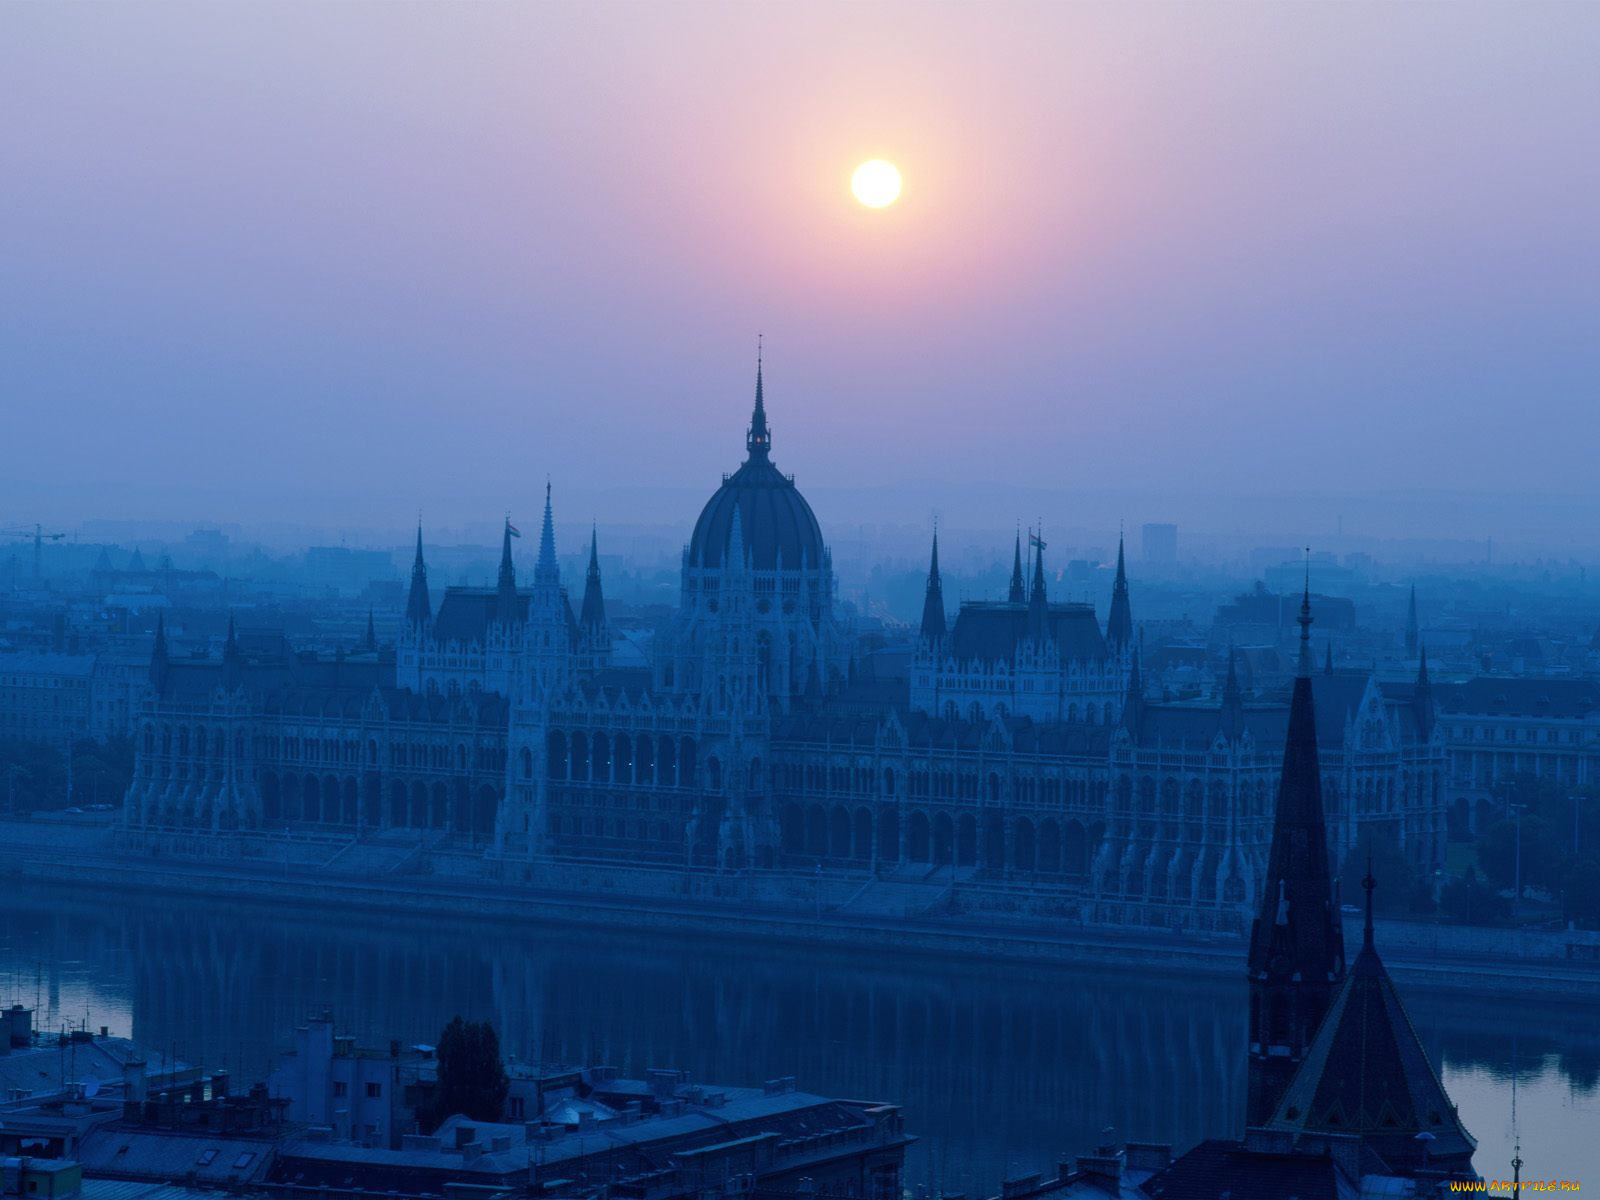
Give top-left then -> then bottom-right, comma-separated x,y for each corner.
5,819 -> 1596,999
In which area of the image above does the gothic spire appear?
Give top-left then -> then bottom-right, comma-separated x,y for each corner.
1009,529 -> 1025,604
495,517 -> 519,625
1106,531 -> 1133,650
1121,645 -> 1145,732
535,482 -> 559,590
1246,569 -> 1345,1125
1405,584 -> 1419,657
406,522 -> 431,627
1413,643 -> 1435,740
1027,532 -> 1049,640
364,608 -> 377,652
150,613 -> 168,691
747,338 -> 771,461
580,525 -> 607,635
1220,648 -> 1244,741
222,612 -> 240,689
920,526 -> 947,642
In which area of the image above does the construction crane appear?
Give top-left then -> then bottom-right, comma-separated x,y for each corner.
3,524 -> 67,581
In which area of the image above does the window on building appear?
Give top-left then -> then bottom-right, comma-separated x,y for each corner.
366,1082 -> 382,1098
333,1081 -> 347,1098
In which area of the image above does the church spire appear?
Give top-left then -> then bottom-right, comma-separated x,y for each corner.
406,522 -> 431,628
1246,564 -> 1345,1126
1008,529 -> 1025,604
1413,643 -> 1435,740
1027,531 -> 1049,640
1405,584 -> 1419,657
1220,648 -> 1244,741
495,517 -> 519,625
580,525 -> 607,635
150,612 -> 169,691
1106,531 -> 1133,650
747,337 -> 771,461
920,526 -> 947,642
535,482 -> 559,590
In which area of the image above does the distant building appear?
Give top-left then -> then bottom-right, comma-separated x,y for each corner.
1140,523 -> 1177,565
122,357 -> 1447,934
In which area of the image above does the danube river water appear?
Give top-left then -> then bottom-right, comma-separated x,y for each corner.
1,883 -> 1593,1189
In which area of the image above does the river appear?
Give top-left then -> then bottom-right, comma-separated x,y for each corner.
1,883 -> 1593,1189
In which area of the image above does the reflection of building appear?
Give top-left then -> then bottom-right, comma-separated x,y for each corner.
122,358 -> 1446,933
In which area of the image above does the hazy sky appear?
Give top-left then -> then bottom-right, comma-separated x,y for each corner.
3,2 -> 1597,549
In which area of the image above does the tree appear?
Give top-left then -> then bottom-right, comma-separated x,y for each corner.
1563,856 -> 1600,930
1442,865 -> 1508,927
1338,836 -> 1432,917
1477,815 -> 1560,895
424,1016 -> 509,1131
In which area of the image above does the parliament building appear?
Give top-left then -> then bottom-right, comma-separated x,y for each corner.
122,360 -> 1447,933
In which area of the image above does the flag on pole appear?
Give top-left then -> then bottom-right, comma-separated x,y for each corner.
507,523 -> 522,538
1029,532 -> 1046,551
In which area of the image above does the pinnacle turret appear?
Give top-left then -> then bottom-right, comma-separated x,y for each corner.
495,518 -> 519,625
920,527 -> 947,642
747,340 -> 771,461
580,525 -> 607,635
1106,532 -> 1133,650
406,522 -> 431,627
1008,530 -> 1025,604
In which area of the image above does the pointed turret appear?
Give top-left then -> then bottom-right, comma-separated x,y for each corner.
1106,532 -> 1133,651
495,518 -> 519,625
1246,567 -> 1346,1126
1405,585 -> 1419,657
221,613 -> 240,689
746,342 -> 771,462
1219,648 -> 1245,741
406,523 -> 431,628
535,483 -> 559,591
920,528 -> 947,642
1266,868 -> 1476,1176
1121,646 -> 1145,732
149,613 -> 169,692
364,609 -> 377,653
580,526 -> 607,635
1413,644 -> 1435,740
1027,534 -> 1049,641
1008,531 -> 1025,604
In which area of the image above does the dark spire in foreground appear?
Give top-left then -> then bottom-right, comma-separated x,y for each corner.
1267,866 -> 1477,1177
1106,532 -> 1133,650
1405,584 -> 1419,657
747,339 -> 771,461
920,527 -> 947,642
1296,555 -> 1315,677
406,522 -> 431,628
580,525 -> 607,635
1246,559 -> 1345,1127
1009,530 -> 1025,603
495,518 -> 519,625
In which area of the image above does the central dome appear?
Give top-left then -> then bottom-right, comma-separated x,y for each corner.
687,362 -> 827,572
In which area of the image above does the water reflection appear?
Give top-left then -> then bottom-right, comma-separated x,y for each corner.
1,884 -> 1593,1187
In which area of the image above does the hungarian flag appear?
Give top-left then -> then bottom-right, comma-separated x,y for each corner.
1029,532 -> 1046,551
507,523 -> 522,538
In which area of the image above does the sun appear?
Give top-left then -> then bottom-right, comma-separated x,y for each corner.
851,159 -> 902,209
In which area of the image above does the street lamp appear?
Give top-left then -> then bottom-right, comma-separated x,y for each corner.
1510,801 -> 1526,916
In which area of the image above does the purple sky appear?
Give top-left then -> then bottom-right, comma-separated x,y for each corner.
3,2 -> 1597,551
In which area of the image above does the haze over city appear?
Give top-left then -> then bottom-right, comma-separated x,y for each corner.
4,2 -> 1598,555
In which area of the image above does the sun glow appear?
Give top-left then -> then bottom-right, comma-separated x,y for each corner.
850,159 -> 902,208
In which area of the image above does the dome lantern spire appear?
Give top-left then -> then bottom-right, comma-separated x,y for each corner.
747,335 -> 771,461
